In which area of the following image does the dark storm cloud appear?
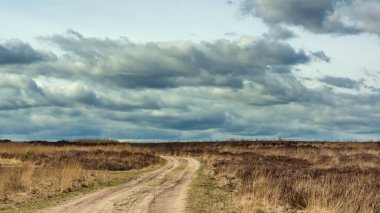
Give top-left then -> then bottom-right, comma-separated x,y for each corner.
250,74 -> 333,105
123,111 -> 229,131
241,0 -> 358,34
320,76 -> 362,89
241,0 -> 380,36
0,73 -> 163,113
0,74 -> 50,110
38,31 -> 314,89
0,40 -> 53,65
0,107 -> 104,140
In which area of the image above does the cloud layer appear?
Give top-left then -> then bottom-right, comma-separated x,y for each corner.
241,0 -> 380,36
39,31 -> 315,89
0,40 -> 52,65
0,31 -> 379,141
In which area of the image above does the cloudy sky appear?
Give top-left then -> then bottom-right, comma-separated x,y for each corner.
1,0 -> 380,141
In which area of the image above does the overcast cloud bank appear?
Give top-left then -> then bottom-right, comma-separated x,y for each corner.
0,29 -> 379,141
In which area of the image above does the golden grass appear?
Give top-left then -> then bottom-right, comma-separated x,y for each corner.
0,141 -> 161,209
3,163 -> 165,213
1,140 -> 379,212
144,141 -> 380,213
59,161 -> 82,192
206,144 -> 380,212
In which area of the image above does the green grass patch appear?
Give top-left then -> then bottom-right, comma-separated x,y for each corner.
186,160 -> 234,213
20,150 -> 34,161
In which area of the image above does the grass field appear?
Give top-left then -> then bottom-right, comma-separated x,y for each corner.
0,140 -> 161,210
1,140 -> 379,212
139,141 -> 380,213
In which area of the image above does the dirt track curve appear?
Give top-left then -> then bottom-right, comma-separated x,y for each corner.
38,156 -> 200,213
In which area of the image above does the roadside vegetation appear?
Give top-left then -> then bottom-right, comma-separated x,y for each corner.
186,163 -> 234,213
0,140 -> 161,211
140,141 -> 380,213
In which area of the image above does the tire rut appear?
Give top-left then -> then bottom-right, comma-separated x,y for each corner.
38,156 -> 200,213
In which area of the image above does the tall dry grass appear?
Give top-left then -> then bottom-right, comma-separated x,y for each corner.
0,141 -> 160,207
59,161 -> 82,192
140,141 -> 380,213
203,142 -> 380,213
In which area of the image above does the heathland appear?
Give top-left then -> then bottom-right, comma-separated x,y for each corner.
0,140 -> 379,213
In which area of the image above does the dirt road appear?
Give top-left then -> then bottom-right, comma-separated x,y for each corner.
38,156 -> 200,213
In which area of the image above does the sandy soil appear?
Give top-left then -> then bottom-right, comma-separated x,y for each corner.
38,156 -> 200,213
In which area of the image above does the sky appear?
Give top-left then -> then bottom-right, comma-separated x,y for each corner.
1,0 -> 380,141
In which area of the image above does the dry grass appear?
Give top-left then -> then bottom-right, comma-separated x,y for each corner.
0,141 -> 160,209
140,141 -> 380,213
59,161 -> 82,192
1,140 -> 379,213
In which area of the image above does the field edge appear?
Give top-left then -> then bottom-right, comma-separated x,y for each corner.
1,160 -> 166,213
